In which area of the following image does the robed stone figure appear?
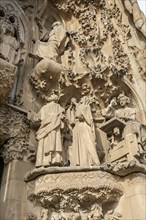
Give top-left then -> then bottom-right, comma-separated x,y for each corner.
29,94 -> 65,167
67,96 -> 100,166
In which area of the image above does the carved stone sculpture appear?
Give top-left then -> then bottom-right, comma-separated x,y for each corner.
104,210 -> 122,220
32,21 -> 68,61
0,23 -> 22,64
28,93 -> 65,167
30,21 -> 69,96
101,93 -> 146,163
89,204 -> 103,220
0,2 -> 24,65
0,0 -> 27,105
0,105 -> 34,164
102,94 -> 136,121
0,0 -> 146,220
124,0 -> 146,37
67,96 -> 100,166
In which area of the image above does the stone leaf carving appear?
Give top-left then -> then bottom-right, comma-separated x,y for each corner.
0,58 -> 17,104
29,0 -> 134,104
0,106 -> 35,164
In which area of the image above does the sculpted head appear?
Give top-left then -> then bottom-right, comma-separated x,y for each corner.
71,97 -> 77,105
117,93 -> 130,107
6,24 -> 15,36
91,204 -> 103,220
50,94 -> 59,102
52,21 -> 61,28
45,93 -> 59,103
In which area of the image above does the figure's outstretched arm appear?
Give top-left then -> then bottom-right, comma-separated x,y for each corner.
101,98 -> 117,118
27,110 -> 41,127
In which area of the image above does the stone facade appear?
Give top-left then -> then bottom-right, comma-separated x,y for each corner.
0,0 -> 146,219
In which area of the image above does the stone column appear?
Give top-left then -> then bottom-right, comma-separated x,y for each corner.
120,173 -> 146,220
0,160 -> 33,220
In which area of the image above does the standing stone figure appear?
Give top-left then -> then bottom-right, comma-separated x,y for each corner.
67,96 -> 100,166
0,24 -> 22,64
29,94 -> 65,167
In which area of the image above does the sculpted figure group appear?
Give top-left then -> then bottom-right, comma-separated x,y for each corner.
29,19 -> 146,167
28,92 -> 146,168
40,206 -> 122,220
28,94 -> 100,167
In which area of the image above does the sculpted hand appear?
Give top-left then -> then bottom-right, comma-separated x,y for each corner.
109,98 -> 117,107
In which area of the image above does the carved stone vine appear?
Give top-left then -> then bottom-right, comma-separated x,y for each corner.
28,0 -> 136,107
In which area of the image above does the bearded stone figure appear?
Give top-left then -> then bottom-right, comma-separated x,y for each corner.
67,96 -> 100,166
102,93 -> 146,159
28,94 -> 65,167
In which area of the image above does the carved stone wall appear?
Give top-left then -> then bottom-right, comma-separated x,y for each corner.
0,0 -> 145,219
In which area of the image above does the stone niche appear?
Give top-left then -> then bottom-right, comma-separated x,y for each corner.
0,0 -> 146,220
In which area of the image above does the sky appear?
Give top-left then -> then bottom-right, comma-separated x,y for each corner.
138,0 -> 146,15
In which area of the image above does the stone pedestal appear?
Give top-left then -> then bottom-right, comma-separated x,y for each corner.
25,168 -> 146,220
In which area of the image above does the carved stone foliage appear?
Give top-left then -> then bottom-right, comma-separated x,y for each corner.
27,171 -> 123,220
29,0 -> 135,104
28,0 -> 146,109
0,58 -> 16,103
0,106 -> 35,164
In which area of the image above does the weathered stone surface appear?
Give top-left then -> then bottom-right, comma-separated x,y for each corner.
0,0 -> 145,219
